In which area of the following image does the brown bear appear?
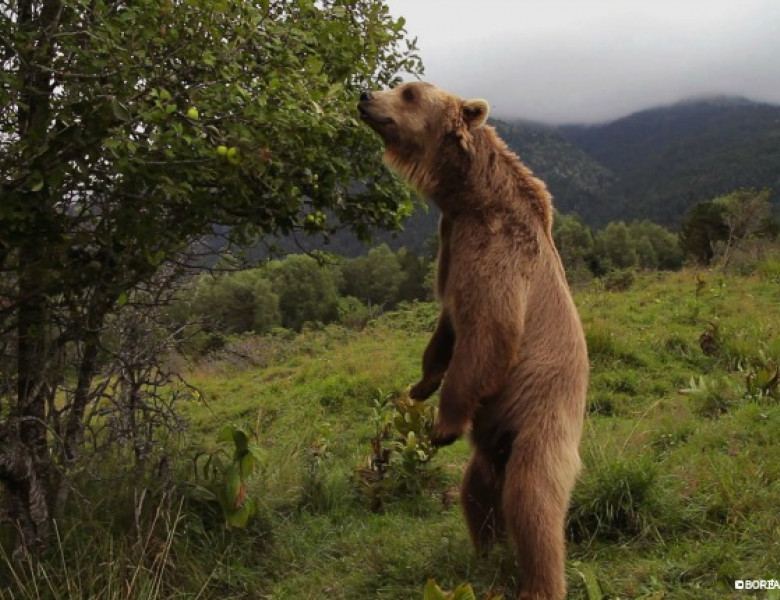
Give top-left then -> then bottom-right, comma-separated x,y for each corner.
359,82 -> 588,600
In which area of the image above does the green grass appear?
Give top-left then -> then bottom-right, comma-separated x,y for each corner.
2,270 -> 780,599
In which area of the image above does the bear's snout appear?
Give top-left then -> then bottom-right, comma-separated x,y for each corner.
357,92 -> 394,132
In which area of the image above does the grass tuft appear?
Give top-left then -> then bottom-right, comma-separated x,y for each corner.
568,449 -> 665,543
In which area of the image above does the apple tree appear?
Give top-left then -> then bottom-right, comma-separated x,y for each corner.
0,0 -> 421,554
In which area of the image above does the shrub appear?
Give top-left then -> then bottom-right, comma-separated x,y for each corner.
594,221 -> 638,270
663,332 -> 693,358
337,295 -> 373,330
553,212 -> 595,283
629,220 -> 684,270
741,348 -> 780,402
339,244 -> 405,308
756,255 -> 780,282
355,393 -> 440,511
679,375 -> 742,418
601,268 -> 635,291
187,270 -> 282,335
267,255 -> 342,331
372,300 -> 440,334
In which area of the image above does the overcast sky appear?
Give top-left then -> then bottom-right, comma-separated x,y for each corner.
384,0 -> 780,124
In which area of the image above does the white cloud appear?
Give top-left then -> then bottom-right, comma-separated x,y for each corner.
386,0 -> 780,122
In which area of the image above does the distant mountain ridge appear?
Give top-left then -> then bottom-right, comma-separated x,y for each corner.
551,96 -> 780,225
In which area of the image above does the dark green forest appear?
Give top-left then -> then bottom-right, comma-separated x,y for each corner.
526,97 -> 780,226
165,186 -> 777,357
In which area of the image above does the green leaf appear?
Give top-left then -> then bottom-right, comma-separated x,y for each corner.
232,428 -> 249,453
201,453 -> 214,479
248,445 -> 266,465
117,292 -> 128,307
225,496 -> 255,528
450,583 -> 477,600
27,171 -> 44,192
575,563 -> 603,600
224,465 -> 241,506
147,250 -> 166,266
423,579 -> 448,600
218,424 -> 235,443
110,98 -> 131,122
239,451 -> 255,477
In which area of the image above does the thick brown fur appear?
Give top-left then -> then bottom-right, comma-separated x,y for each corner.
359,82 -> 588,600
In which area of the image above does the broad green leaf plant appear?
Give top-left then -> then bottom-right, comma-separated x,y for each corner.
194,424 -> 266,528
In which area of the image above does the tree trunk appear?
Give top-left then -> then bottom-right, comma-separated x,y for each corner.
8,242 -> 52,554
52,336 -> 101,516
1,0 -> 66,554
0,422 -> 49,559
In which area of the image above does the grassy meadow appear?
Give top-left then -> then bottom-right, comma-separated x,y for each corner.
3,266 -> 780,599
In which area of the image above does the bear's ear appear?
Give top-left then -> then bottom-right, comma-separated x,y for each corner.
462,99 -> 490,129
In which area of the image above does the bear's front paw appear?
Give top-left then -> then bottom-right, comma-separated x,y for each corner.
431,420 -> 465,447
432,430 -> 459,447
409,378 -> 441,401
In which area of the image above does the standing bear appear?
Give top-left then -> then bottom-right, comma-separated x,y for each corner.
359,82 -> 589,600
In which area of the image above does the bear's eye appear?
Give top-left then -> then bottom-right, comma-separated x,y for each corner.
402,87 -> 415,103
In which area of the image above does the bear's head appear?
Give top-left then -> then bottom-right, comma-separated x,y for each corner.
358,82 -> 489,195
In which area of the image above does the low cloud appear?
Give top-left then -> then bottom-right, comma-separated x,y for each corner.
389,0 -> 780,123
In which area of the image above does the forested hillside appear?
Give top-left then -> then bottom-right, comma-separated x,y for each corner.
559,97 -> 780,225
306,96 -> 780,257
492,120 -> 616,220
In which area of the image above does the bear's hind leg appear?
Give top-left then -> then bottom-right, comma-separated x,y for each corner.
502,448 -> 577,600
461,450 -> 505,552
